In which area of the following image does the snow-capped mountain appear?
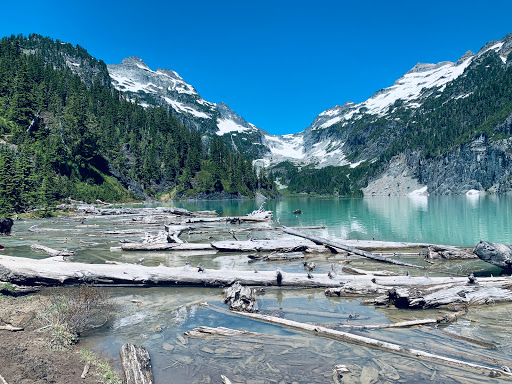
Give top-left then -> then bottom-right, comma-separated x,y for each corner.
254,34 -> 512,171
107,57 -> 260,137
107,34 -> 512,197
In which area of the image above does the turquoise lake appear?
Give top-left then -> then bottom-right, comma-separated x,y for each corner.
172,194 -> 512,247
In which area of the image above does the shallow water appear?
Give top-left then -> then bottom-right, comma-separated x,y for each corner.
3,195 -> 512,383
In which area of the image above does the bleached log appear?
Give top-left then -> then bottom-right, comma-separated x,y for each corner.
282,227 -> 424,269
248,252 -> 304,261
374,279 -> 512,308
2,255 -> 510,295
120,343 -> 154,384
0,255 -> 343,287
329,311 -> 464,330
211,239 -> 322,252
233,312 -> 512,377
473,241 -> 512,270
80,361 -> 91,379
221,375 -> 233,384
167,207 -> 191,216
341,266 -> 398,276
0,324 -> 23,331
30,244 -> 75,257
427,244 -> 477,259
0,373 -> 8,384
164,225 -> 193,244
121,243 -> 214,251
184,326 -> 257,338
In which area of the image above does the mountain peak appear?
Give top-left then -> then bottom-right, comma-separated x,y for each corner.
120,56 -> 150,70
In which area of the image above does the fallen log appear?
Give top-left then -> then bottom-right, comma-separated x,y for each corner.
120,343 -> 154,384
0,255 -> 343,287
30,244 -> 75,257
327,311 -> 464,330
248,252 -> 304,261
341,266 -> 398,276
427,245 -> 477,260
2,255 -> 510,294
121,243 -> 214,251
164,224 -> 194,244
184,326 -> 257,338
373,278 -> 512,308
211,239 -> 323,253
0,324 -> 23,332
233,311 -> 512,378
80,361 -> 91,379
0,281 -> 39,296
0,373 -> 8,384
282,227 -> 424,269
473,241 -> 512,270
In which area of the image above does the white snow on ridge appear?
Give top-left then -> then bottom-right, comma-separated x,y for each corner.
164,97 -> 211,119
216,119 -> 251,135
110,72 -> 149,93
311,54 -> 475,130
362,57 -> 473,117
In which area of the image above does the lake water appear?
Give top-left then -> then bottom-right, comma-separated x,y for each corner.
4,195 -> 512,383
173,194 -> 512,247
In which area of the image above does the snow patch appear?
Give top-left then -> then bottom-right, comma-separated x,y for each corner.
408,186 -> 428,196
164,97 -> 210,119
216,119 -> 251,135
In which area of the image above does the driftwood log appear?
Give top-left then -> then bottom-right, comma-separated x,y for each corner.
282,227 -> 424,269
372,277 -> 512,308
473,241 -> 512,270
121,243 -> 214,251
184,326 -> 257,338
341,266 -> 398,276
0,281 -> 39,296
427,245 -> 476,259
0,255 -> 343,287
30,244 -> 75,257
120,343 -> 154,384
248,252 -> 304,261
233,311 -> 512,378
211,239 -> 323,253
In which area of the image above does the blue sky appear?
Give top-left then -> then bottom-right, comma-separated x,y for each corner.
1,0 -> 511,134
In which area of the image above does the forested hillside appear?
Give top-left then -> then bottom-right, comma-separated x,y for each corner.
0,34 -> 276,214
